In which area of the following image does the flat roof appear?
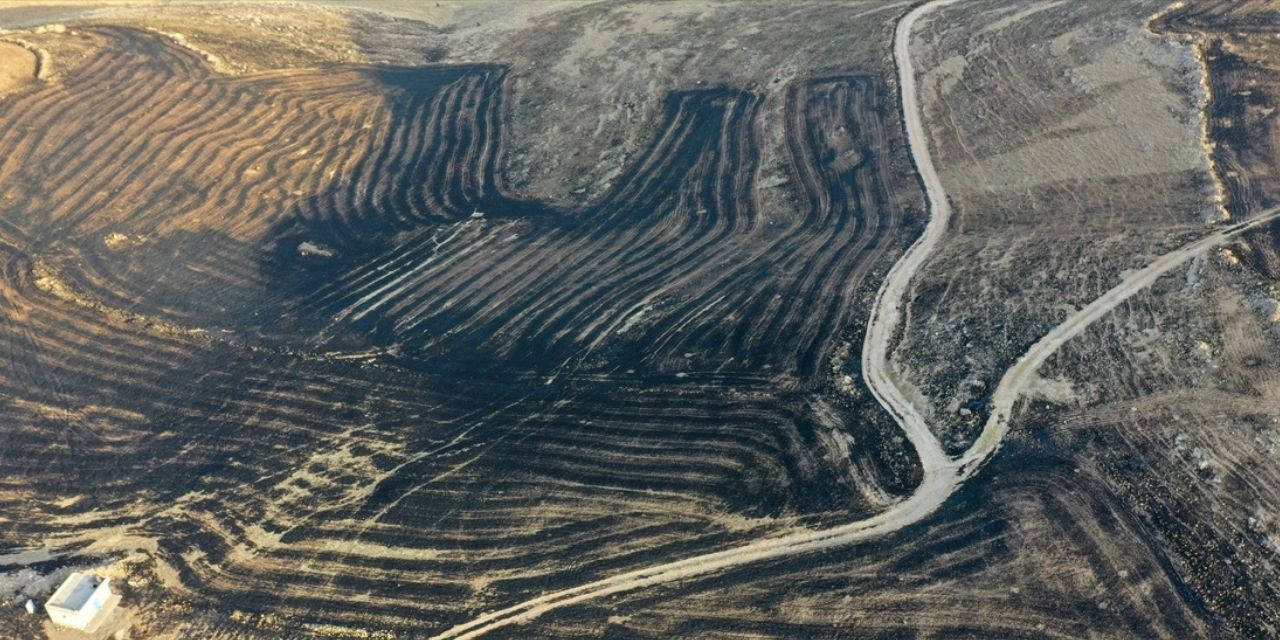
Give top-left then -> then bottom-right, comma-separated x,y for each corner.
47,572 -> 99,611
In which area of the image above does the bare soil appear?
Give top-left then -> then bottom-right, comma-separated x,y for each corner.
0,41 -> 36,95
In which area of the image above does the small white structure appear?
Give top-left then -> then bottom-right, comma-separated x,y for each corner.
44,572 -> 120,632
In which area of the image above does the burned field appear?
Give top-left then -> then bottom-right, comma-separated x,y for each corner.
878,0 -> 1280,636
1153,0 -> 1280,279
0,25 -> 925,636
5,1 -> 1280,638
1038,4 -> 1280,635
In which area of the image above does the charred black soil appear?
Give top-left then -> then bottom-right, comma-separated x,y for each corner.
0,26 -> 926,636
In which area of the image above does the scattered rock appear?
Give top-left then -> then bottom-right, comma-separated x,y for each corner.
297,241 -> 335,258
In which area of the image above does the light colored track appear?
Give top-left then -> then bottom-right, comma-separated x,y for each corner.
960,204 -> 1280,476
430,0 -> 1280,636
860,0 -> 966,492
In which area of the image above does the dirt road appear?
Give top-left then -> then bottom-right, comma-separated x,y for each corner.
960,204 -> 1280,476
861,0 -> 965,488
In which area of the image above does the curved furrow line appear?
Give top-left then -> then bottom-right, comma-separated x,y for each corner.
427,75 -> 488,217
301,227 -> 456,312
302,103 -> 396,242
578,78 -> 870,373
313,93 -> 404,238
37,84 -> 348,241
0,31 -> 158,154
47,76 -> 420,323
371,89 -> 441,227
350,94 -> 732,353
394,93 -> 450,226
642,76 -> 900,375
423,93 -> 761,359
50,81 -> 239,232
32,40 -> 194,204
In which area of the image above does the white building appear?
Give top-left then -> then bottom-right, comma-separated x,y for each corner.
44,572 -> 120,632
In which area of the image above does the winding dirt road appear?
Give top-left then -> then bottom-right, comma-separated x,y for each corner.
960,205 -> 1280,475
430,1 -> 1280,637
